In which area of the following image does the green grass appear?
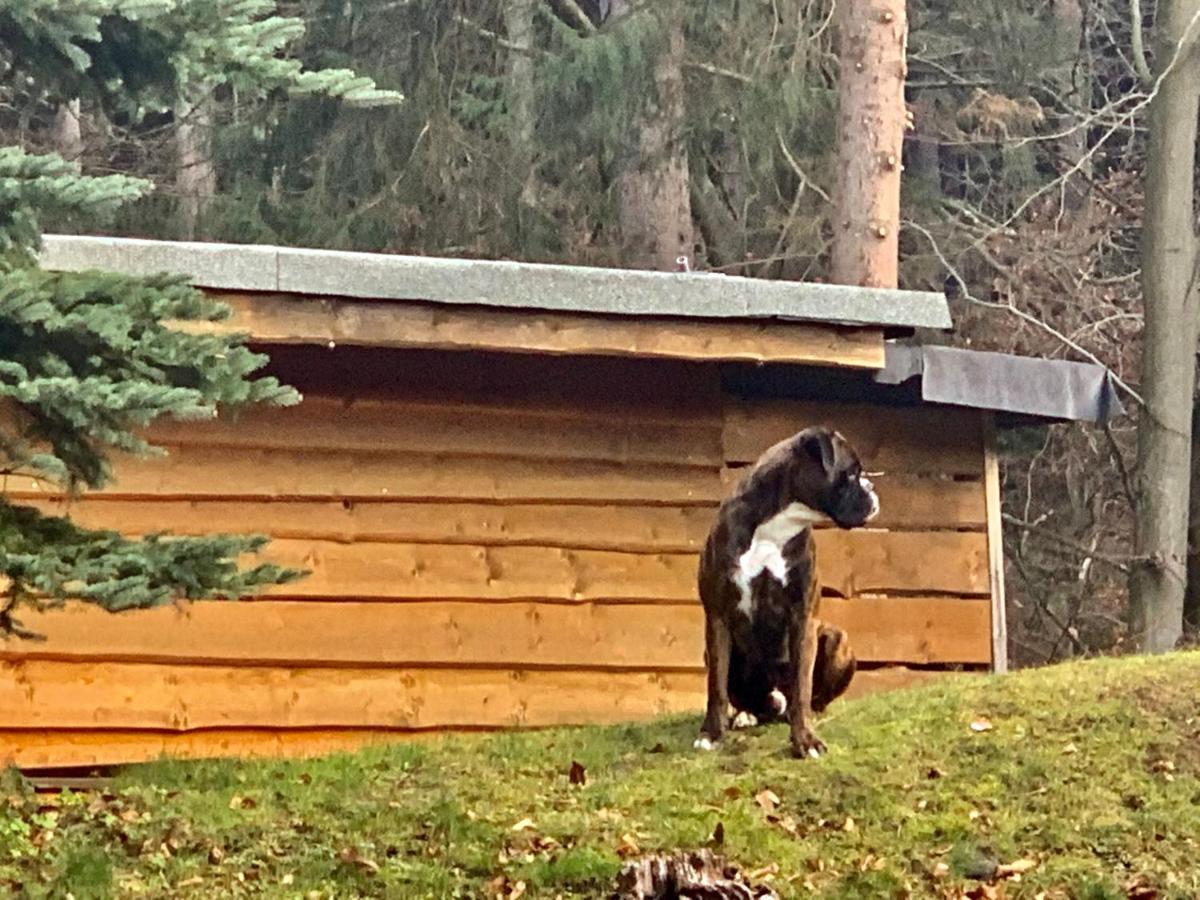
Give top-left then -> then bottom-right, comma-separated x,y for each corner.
4,652 -> 1200,898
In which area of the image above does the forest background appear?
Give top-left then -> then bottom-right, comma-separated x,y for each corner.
7,0 -> 1185,666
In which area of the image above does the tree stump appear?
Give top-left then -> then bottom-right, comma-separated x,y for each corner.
612,849 -> 780,899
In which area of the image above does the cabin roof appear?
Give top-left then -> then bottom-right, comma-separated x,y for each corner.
39,235 -> 952,331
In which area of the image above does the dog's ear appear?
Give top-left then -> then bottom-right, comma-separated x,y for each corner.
797,429 -> 837,476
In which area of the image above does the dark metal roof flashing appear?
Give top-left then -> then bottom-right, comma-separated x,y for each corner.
875,343 -> 1124,426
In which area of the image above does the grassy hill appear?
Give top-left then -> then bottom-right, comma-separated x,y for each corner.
4,653 -> 1200,898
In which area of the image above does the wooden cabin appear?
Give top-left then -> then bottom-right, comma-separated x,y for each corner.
2,235 -> 1011,769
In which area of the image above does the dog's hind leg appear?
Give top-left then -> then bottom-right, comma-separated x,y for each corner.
812,624 -> 856,713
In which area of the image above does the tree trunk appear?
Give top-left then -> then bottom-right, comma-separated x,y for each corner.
504,0 -> 539,208
904,97 -> 941,201
50,99 -> 83,160
1051,0 -> 1090,213
1131,0 -> 1200,653
611,0 -> 693,270
1185,399 -> 1200,632
175,98 -> 216,241
829,0 -> 907,288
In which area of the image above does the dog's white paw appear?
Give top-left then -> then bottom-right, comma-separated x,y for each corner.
768,689 -> 788,717
807,745 -> 822,759
693,736 -> 717,751
731,711 -> 758,730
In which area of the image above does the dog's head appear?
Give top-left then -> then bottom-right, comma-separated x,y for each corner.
787,427 -> 879,529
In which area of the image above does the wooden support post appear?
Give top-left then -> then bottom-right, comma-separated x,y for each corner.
983,413 -> 1008,673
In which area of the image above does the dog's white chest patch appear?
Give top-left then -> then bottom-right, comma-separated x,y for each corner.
732,502 -> 825,619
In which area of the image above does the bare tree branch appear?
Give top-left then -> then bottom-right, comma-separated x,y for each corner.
1129,0 -> 1154,85
550,0 -> 597,33
776,129 -> 831,204
903,218 -> 1145,406
1003,512 -> 1136,573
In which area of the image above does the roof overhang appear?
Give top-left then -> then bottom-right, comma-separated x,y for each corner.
876,343 -> 1124,425
37,235 -> 953,369
40,235 -> 952,329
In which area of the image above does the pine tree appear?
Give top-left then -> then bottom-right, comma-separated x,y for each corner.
0,1 -> 400,637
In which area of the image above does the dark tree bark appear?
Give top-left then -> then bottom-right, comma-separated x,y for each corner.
1185,400 -> 1200,632
904,97 -> 941,201
1051,0 -> 1090,213
1131,0 -> 1200,653
175,98 -> 216,241
610,0 -> 693,270
829,0 -> 908,288
504,0 -> 539,208
50,100 -> 83,160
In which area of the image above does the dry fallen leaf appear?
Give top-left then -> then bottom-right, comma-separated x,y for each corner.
568,761 -> 587,786
969,718 -> 994,733
1149,759 -> 1175,774
722,786 -> 742,800
228,795 -> 256,811
754,789 -> 781,812
746,862 -> 780,881
996,858 -> 1037,878
510,818 -> 537,832
616,832 -> 641,859
842,817 -> 856,832
767,813 -> 799,836
1062,743 -> 1078,755
487,875 -> 528,899
1124,874 -> 1158,899
337,847 -> 379,875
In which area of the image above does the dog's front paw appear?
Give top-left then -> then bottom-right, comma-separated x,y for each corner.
693,734 -> 719,751
731,710 -> 758,730
790,729 -> 827,760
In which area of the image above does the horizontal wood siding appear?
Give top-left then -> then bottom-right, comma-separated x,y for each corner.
722,399 -> 985,477
0,667 -> 953,769
0,350 -> 991,767
10,596 -> 991,669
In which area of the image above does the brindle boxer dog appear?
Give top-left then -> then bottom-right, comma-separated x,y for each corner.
694,427 -> 878,758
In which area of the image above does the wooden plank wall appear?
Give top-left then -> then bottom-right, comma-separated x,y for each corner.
0,346 -> 991,768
